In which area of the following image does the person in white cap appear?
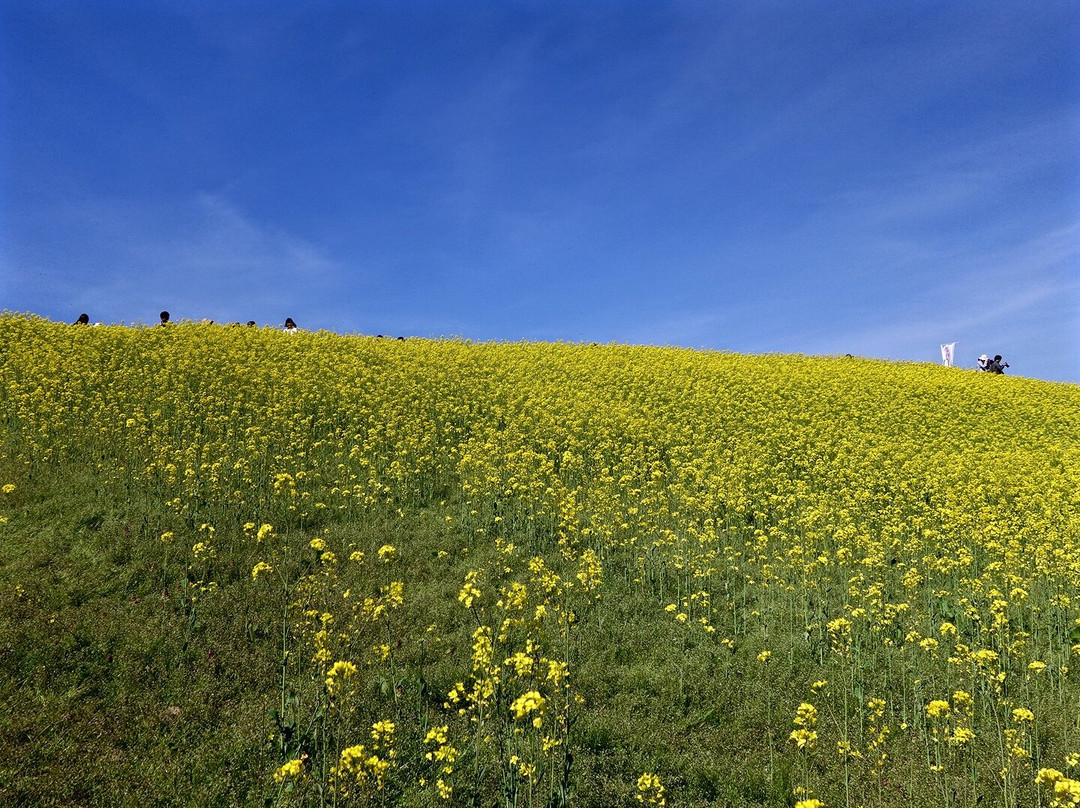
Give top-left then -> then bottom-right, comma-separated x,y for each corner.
977,354 -> 989,371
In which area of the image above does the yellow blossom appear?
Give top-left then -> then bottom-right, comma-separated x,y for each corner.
510,690 -> 545,720
926,700 -> 950,718
273,758 -> 305,783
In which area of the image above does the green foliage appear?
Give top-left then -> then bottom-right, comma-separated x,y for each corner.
1,315 -> 1079,806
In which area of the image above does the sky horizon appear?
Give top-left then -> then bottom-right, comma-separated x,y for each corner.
2,1 -> 1078,383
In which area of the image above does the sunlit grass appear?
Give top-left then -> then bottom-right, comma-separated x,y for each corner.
1,313 -> 1078,806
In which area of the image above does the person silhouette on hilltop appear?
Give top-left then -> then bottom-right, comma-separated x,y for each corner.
159,311 -> 171,326
987,355 -> 1009,374
284,317 -> 299,333
74,313 -> 90,325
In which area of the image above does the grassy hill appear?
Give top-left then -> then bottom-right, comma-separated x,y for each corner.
2,314 -> 1078,807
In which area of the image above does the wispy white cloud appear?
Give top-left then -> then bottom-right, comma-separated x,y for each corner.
791,220 -> 1080,378
122,193 -> 347,324
5,192 -> 348,326
604,112 -> 1079,379
3,3 -> 1076,381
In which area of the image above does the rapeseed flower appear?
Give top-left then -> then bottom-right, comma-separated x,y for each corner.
273,758 -> 305,782
636,772 -> 665,806
510,690 -> 545,720
926,700 -> 950,718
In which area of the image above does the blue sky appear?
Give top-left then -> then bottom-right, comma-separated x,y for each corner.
2,1 -> 1078,383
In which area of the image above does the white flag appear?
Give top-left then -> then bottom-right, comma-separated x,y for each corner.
940,342 -> 956,367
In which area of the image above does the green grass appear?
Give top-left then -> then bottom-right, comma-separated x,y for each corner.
1,317 -> 1078,807
0,464 -> 987,805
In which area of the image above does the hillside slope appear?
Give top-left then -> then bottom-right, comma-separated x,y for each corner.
2,315 -> 1078,807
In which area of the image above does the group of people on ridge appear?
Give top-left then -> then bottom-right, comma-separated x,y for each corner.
977,354 -> 1009,374
73,312 -> 300,332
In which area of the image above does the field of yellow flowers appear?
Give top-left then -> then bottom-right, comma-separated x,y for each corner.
1,313 -> 1078,807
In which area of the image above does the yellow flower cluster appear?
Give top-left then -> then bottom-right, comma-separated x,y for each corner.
510,690 -> 546,721
3,315 -> 1078,805
636,772 -> 665,806
1037,768 -> 1080,807
790,702 -> 819,750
